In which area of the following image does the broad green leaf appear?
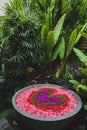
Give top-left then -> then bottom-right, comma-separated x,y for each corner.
58,37 -> 65,60
46,31 -> 54,55
45,8 -> 52,31
51,37 -> 65,61
50,0 -> 55,10
80,32 -> 87,39
51,43 -> 59,61
69,80 -> 80,86
41,25 -> 48,46
75,22 -> 87,44
68,29 -> 77,49
54,14 -> 65,45
77,84 -> 87,93
73,48 -> 87,66
66,23 -> 87,59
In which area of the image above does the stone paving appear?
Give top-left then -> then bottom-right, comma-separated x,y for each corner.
0,110 -> 87,130
0,115 -> 23,130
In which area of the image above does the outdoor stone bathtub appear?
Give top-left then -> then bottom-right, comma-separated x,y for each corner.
12,84 -> 82,130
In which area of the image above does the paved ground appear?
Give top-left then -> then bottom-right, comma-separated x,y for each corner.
0,115 -> 23,130
0,109 -> 87,130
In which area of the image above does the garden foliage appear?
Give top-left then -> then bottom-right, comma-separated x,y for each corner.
0,0 -> 87,106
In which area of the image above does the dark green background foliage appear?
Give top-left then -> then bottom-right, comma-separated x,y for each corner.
1,0 -> 41,79
0,0 -> 41,105
51,0 -> 87,33
0,0 -> 87,106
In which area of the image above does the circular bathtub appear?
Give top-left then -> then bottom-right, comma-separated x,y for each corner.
12,84 -> 82,130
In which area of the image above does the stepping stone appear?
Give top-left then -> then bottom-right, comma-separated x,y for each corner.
0,115 -> 23,130
0,118 -> 11,130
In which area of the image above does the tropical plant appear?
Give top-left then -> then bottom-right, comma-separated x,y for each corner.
32,0 -> 57,13
55,22 -> 87,79
69,45 -> 87,97
34,0 -> 87,80
73,47 -> 87,66
53,0 -> 87,32
37,6 -> 65,75
0,0 -> 41,80
68,37 -> 87,111
69,79 -> 87,97
69,79 -> 87,113
73,47 -> 87,78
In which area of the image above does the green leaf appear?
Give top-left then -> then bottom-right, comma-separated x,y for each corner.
46,31 -> 54,55
69,80 -> 80,86
55,69 -> 61,79
10,54 -> 25,63
54,14 -> 65,45
76,84 -> 87,96
41,25 -> 48,46
75,22 -> 87,44
45,8 -> 52,31
77,85 -> 87,91
66,23 -> 87,59
51,37 -> 65,61
26,67 -> 35,74
22,41 -> 30,48
58,37 -> 65,60
51,43 -> 59,61
73,48 -> 87,66
68,29 -> 77,49
50,0 -> 55,10
80,32 -> 87,39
